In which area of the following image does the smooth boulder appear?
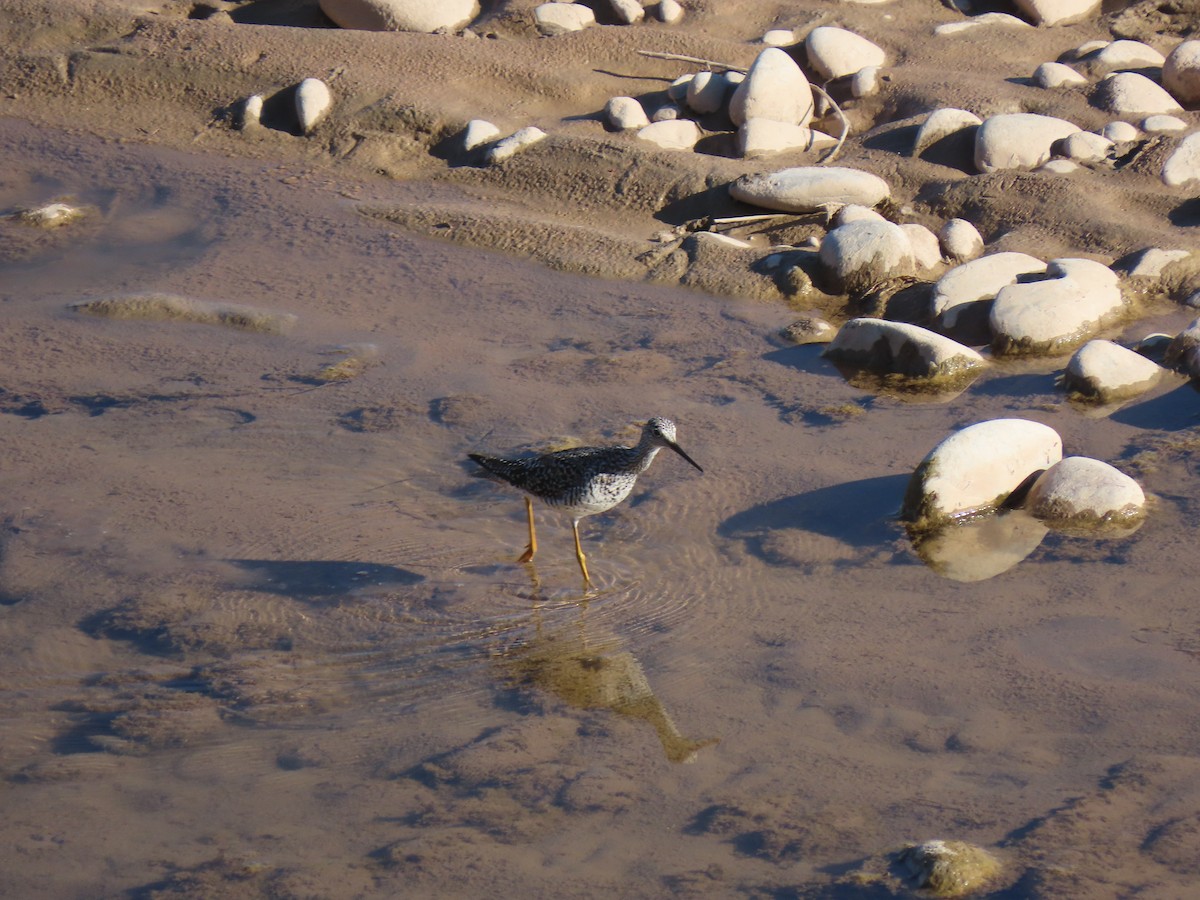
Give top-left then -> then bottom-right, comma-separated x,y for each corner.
1095,72 -> 1184,116
729,48 -> 814,127
824,318 -> 986,384
805,26 -> 887,81
319,0 -> 478,32
974,113 -> 1080,173
1063,339 -> 1163,403
930,252 -> 1046,341
819,220 -> 914,294
1162,132 -> 1200,188
730,166 -> 890,212
1164,40 -> 1200,105
1026,457 -> 1146,533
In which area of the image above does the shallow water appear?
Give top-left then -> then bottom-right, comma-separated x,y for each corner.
4,120 -> 1200,897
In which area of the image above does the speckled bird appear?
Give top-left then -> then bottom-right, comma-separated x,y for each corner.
468,417 -> 703,585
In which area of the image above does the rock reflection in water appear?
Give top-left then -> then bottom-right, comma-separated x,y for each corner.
910,510 -> 1049,582
498,615 -> 718,764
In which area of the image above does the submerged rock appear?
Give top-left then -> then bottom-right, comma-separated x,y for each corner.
902,418 -> 1063,529
824,318 -> 986,386
894,839 -> 1002,898
1026,456 -> 1146,533
14,201 -> 87,227
71,293 -> 298,334
781,315 -> 837,345
1063,339 -> 1163,403
912,510 -> 1048,582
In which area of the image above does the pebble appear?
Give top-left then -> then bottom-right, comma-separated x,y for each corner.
1039,158 -> 1079,174
1026,457 -> 1146,532
1095,72 -> 1183,116
686,71 -> 733,115
934,13 -> 1032,36
667,75 -> 691,102
1142,114 -> 1187,133
930,251 -> 1046,337
1059,130 -> 1113,163
851,66 -> 883,98
901,418 -> 1064,528
729,48 -> 814,128
1101,120 -> 1140,142
901,223 -> 943,271
974,113 -> 1080,173
607,0 -> 644,25
938,218 -> 984,263
636,119 -> 701,150
819,220 -> 915,294
730,166 -> 891,212
605,96 -> 650,130
655,0 -> 684,24
485,126 -> 547,164
737,120 -> 837,158
781,315 -> 837,344
1083,39 -> 1166,75
651,104 -> 682,122
295,78 -> 332,134
762,28 -> 795,46
533,2 -> 594,34
912,107 -> 982,158
240,94 -> 264,129
319,0 -> 478,32
1012,0 -> 1099,26
1164,40 -> 1200,105
1033,61 -> 1087,89
461,118 -> 500,151
990,258 -> 1126,357
805,26 -> 887,81
824,318 -> 985,382
1063,339 -> 1164,402
1162,131 -> 1200,187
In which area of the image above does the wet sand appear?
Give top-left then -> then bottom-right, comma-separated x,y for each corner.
2,1 -> 1200,897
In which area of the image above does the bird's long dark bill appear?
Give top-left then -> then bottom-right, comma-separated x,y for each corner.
668,441 -> 704,473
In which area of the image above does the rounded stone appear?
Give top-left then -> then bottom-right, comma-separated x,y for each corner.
1059,130 -> 1113,162
1102,120 -> 1140,142
461,118 -> 500,151
605,96 -> 650,130
319,0 -> 478,32
655,0 -> 685,24
901,419 -> 1064,528
737,120 -> 836,159
901,224 -> 943,271
1095,72 -> 1183,116
636,119 -> 701,150
930,251 -> 1046,338
686,70 -> 733,115
895,840 -> 1003,898
729,47 -> 814,127
1162,131 -> 1200,187
818,220 -> 914,294
805,26 -> 887,81
608,0 -> 644,25
295,78 -> 332,134
1063,339 -> 1163,402
730,166 -> 891,212
824,318 -> 986,381
851,66 -> 882,98
1164,316 -> 1200,375
533,2 -> 594,34
1012,0 -> 1099,26
762,28 -> 795,47
1026,457 -> 1146,531
1034,61 -> 1088,89
974,113 -> 1081,173
1163,40 -> 1200,105
485,126 -> 547,164
1143,114 -> 1187,133
938,218 -> 984,263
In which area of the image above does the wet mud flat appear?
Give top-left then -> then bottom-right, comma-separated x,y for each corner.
2,120 -> 1200,898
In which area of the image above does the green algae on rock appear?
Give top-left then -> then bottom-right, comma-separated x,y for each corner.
894,839 -> 1002,897
71,293 -> 298,334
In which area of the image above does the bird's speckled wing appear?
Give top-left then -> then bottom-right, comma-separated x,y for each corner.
469,446 -> 629,501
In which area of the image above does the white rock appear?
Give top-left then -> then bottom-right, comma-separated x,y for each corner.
1064,339 -> 1163,402
295,78 -> 332,134
1142,115 -> 1187,133
636,119 -> 701,150
1123,247 -> 1192,278
934,13 -> 1032,35
729,48 -> 815,127
485,126 -> 547,164
1087,39 -> 1166,73
651,104 -> 681,122
655,0 -> 684,24
241,94 -> 263,128
805,26 -> 887,81
824,318 -> 986,380
974,113 -> 1081,173
605,96 -> 650,130
902,419 -> 1064,526
781,315 -> 837,344
686,71 -> 733,115
819,220 -> 915,293
533,2 -> 594,34
1026,457 -> 1146,530
319,0 -> 478,32
462,118 -> 500,151
902,224 -> 943,271
938,219 -> 984,263
730,166 -> 891,212
762,28 -> 795,46
832,204 -> 885,226
737,120 -> 837,158
16,201 -> 87,227
1039,158 -> 1080,174
1033,61 -> 1087,89
931,251 -> 1046,335
1012,0 -> 1099,26
912,108 -> 982,157
851,66 -> 882,98
1102,121 -> 1140,142
1164,40 -> 1200,105
1060,130 -> 1113,162
667,75 -> 692,102
1096,72 -> 1183,116
1073,40 -> 1109,57
607,0 -> 644,25
1162,131 -> 1200,187
990,258 -> 1126,356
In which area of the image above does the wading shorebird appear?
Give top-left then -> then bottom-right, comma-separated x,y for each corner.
468,417 -> 703,585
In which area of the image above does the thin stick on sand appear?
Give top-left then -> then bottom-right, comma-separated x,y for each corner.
636,50 -> 849,163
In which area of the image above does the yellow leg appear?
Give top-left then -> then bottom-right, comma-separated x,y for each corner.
572,519 -> 591,586
518,496 -> 537,563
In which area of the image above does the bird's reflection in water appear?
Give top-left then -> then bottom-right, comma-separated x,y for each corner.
498,607 -> 719,764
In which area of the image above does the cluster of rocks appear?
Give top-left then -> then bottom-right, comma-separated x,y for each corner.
902,418 -> 1147,579
534,0 -> 684,34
